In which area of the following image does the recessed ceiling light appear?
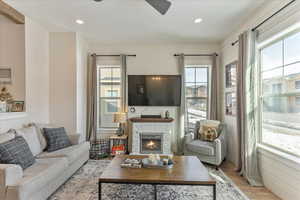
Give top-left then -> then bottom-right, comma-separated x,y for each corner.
194,18 -> 203,24
76,19 -> 84,25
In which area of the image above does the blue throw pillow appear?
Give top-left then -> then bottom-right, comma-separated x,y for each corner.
43,127 -> 71,152
0,136 -> 35,169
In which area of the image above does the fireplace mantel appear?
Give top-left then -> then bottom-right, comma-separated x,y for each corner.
129,117 -> 174,123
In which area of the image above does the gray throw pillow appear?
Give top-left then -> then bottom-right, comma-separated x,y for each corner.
43,127 -> 71,152
0,136 -> 35,169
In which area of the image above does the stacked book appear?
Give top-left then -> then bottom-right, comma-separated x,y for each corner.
120,158 -> 142,168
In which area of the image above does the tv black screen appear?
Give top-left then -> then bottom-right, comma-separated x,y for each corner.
128,75 -> 181,106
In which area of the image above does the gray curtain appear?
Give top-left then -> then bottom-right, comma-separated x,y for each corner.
87,54 -> 97,142
178,54 -> 186,154
120,54 -> 127,113
237,30 -> 263,186
209,53 -> 218,120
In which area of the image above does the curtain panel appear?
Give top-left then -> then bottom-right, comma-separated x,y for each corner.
178,54 -> 186,154
120,55 -> 127,113
236,30 -> 263,186
209,54 -> 218,120
86,54 -> 97,142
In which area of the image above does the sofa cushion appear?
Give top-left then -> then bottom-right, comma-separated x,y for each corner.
186,140 -> 215,156
14,157 -> 68,199
43,127 -> 72,152
0,136 -> 35,169
36,142 -> 90,164
16,126 -> 42,156
0,129 -> 16,144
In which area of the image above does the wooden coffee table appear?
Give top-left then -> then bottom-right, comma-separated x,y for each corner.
99,155 -> 216,200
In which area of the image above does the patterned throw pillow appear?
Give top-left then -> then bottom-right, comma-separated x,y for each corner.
0,136 -> 35,169
198,125 -> 219,142
43,127 -> 72,152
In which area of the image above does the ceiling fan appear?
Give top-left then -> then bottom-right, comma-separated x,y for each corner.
94,0 -> 172,15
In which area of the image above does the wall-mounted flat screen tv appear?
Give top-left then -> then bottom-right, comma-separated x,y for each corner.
128,75 -> 181,106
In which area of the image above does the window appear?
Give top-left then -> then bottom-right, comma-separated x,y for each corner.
295,80 -> 300,89
296,97 -> 300,105
185,66 -> 209,130
97,65 -> 121,128
260,30 -> 300,157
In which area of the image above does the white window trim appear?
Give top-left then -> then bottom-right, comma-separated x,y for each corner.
258,27 -> 300,158
97,64 -> 122,131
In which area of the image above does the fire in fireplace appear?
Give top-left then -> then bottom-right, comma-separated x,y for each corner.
140,133 -> 163,154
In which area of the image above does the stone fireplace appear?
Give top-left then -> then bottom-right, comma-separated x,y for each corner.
130,122 -> 173,155
140,133 -> 163,154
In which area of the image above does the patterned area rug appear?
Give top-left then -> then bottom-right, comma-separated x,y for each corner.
50,160 -> 249,200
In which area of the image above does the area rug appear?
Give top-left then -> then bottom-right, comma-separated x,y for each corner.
49,160 -> 249,200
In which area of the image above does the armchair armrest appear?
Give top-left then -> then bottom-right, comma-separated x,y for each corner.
214,126 -> 227,165
68,134 -> 81,145
0,164 -> 23,186
184,132 -> 194,144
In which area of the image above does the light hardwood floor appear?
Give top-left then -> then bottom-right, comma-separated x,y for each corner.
220,161 -> 281,200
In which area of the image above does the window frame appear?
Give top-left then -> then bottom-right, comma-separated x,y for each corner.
258,29 -> 300,158
184,65 -> 210,130
97,64 -> 122,130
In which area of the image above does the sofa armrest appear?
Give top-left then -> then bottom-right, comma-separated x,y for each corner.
68,134 -> 81,145
0,164 -> 23,186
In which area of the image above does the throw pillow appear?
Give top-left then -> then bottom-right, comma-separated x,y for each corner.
16,126 -> 42,156
0,129 -> 17,144
199,125 -> 219,142
43,127 -> 72,152
0,136 -> 35,169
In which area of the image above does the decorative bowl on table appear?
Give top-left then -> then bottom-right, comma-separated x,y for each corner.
142,158 -> 174,169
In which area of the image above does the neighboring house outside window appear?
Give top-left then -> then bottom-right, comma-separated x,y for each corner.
259,30 -> 300,157
185,65 -> 209,130
97,65 -> 121,129
295,80 -> 300,89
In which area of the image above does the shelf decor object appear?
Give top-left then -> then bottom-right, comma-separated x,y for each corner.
113,112 -> 127,136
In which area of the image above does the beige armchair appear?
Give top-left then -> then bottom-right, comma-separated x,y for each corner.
184,120 -> 226,168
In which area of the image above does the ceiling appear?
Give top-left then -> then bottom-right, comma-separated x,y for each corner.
4,0 -> 266,44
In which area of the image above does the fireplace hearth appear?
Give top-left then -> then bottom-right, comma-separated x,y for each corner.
140,134 -> 163,154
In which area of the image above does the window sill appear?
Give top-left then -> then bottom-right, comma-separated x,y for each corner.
257,144 -> 300,171
0,112 -> 27,121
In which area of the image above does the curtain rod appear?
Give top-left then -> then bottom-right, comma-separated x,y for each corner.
231,0 -> 296,46
252,0 -> 296,32
174,53 -> 218,57
92,54 -> 136,57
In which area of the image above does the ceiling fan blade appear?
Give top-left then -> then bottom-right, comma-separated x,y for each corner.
145,0 -> 171,15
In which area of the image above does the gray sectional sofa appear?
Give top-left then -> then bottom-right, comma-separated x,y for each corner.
0,125 -> 90,200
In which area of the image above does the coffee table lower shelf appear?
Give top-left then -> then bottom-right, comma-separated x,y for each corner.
98,181 -> 216,200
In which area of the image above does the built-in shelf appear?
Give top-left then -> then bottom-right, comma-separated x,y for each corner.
0,112 -> 27,121
130,117 -> 174,123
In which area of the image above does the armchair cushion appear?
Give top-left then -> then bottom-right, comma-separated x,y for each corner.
186,140 -> 215,156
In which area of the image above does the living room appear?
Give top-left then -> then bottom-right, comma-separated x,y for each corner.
0,0 -> 299,200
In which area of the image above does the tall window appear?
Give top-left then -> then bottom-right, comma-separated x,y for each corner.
97,65 -> 121,129
260,30 -> 300,156
185,65 -> 209,129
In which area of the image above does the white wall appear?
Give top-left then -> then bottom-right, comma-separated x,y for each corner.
89,43 -> 220,75
0,17 -> 50,132
49,32 -> 77,134
76,33 -> 88,139
25,17 -> 50,123
0,15 -> 25,101
220,1 -> 300,199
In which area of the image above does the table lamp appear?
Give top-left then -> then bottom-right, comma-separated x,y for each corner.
113,112 -> 127,136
